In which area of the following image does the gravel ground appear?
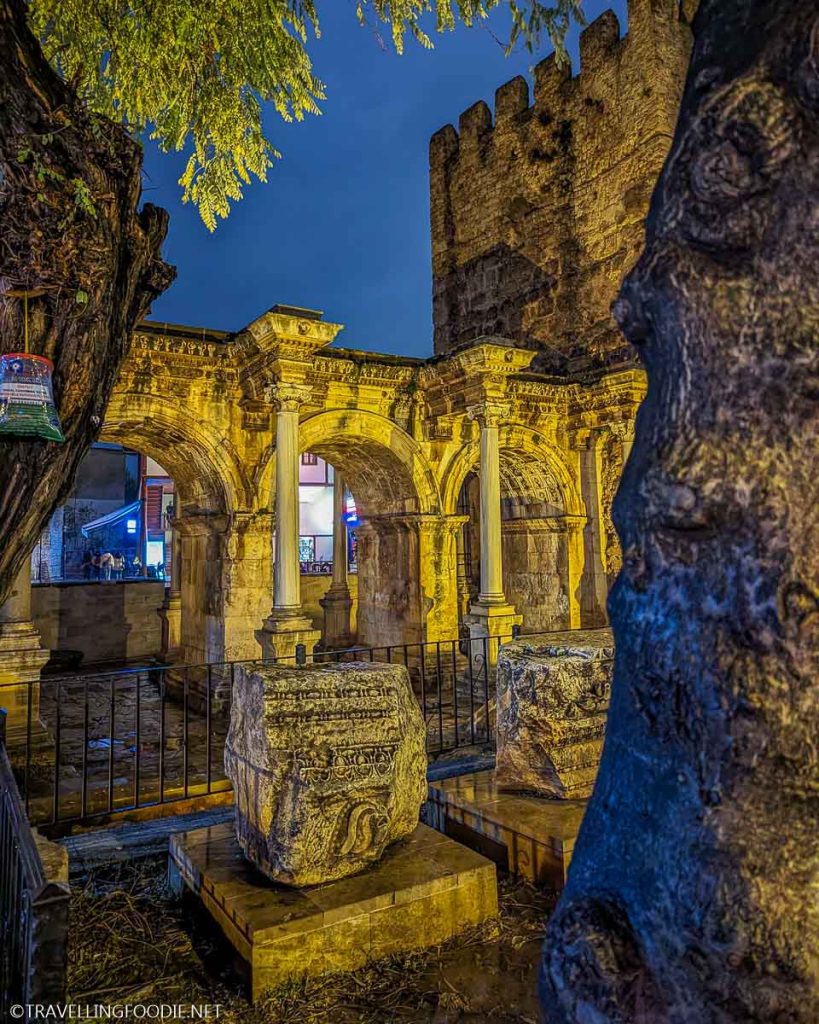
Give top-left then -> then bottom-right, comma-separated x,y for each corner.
68,855 -> 556,1023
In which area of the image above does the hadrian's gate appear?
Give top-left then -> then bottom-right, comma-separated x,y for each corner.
102,307 -> 644,664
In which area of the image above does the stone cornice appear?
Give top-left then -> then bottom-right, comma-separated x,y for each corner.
241,308 -> 343,359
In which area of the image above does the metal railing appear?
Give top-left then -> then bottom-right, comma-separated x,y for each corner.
1,627 -> 536,831
0,711 -> 70,1016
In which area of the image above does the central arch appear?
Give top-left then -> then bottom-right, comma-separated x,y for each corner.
297,410 -> 443,647
297,410 -> 441,517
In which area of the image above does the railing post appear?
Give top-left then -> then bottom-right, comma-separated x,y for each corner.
295,643 -> 306,666
511,623 -> 521,640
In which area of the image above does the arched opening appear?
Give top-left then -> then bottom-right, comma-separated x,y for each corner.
98,400 -> 248,666
296,411 -> 442,648
28,443 -> 178,669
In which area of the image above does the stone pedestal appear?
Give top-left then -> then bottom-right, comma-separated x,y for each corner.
169,821 -> 498,1003
0,567 -> 49,748
495,630 -> 612,799
224,661 -> 427,886
157,590 -> 181,660
319,472 -> 354,649
425,770 -> 586,890
463,601 -> 522,669
318,586 -> 354,649
257,614 -> 321,663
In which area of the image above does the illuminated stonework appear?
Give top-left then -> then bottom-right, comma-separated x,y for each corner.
102,308 -> 644,663
93,1 -> 693,665
225,660 -> 427,886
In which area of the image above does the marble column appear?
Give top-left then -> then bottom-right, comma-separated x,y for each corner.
477,408 -> 504,604
319,473 -> 353,648
260,383 -> 321,661
0,561 -> 49,747
463,401 -> 521,663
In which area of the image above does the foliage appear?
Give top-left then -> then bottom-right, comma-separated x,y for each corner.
27,0 -> 582,231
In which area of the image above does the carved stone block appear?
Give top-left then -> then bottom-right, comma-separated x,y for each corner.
225,661 -> 427,886
495,629 -> 613,799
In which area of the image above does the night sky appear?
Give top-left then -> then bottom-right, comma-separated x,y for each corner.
141,1 -> 628,359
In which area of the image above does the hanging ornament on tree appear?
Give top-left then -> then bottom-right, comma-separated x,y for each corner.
0,292 -> 65,442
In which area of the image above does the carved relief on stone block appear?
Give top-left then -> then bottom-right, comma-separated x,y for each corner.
224,661 -> 427,886
495,629 -> 613,799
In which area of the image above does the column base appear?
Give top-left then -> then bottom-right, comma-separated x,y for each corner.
319,586 -> 354,651
463,601 -> 523,668
456,580 -> 472,620
157,592 -> 182,661
0,622 -> 50,749
257,612 -> 322,663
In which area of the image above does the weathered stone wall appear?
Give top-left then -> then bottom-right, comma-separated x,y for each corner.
430,0 -> 694,372
178,520 -> 226,666
31,580 -> 165,664
356,518 -> 422,648
502,520 -> 571,633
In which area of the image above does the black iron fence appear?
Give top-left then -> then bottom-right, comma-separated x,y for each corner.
1,628 -> 535,831
0,711 -> 70,1017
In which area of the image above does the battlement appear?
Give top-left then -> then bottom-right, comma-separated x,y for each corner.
430,0 -> 693,170
429,0 -> 695,369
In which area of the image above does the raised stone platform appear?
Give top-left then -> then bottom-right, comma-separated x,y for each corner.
169,820 -> 498,1001
424,770 -> 587,890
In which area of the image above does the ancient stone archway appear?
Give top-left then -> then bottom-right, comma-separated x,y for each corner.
102,393 -> 249,514
440,426 -> 583,518
95,317 -> 644,662
442,427 -> 586,631
101,394 -> 271,664
293,411 -> 454,646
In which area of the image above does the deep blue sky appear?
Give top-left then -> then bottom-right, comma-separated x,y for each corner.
142,1 -> 628,358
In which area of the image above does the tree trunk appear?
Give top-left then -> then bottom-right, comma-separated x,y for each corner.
541,1 -> 819,1021
0,0 -> 174,604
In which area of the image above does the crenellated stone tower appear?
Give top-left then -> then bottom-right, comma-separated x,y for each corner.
429,0 -> 696,373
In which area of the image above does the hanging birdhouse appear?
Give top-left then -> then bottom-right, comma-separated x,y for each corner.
0,289 -> 65,443
0,352 -> 65,442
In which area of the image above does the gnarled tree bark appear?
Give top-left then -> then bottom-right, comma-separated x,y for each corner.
541,1 -> 819,1021
0,0 -> 174,604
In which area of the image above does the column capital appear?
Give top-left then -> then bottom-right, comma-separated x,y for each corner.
569,426 -> 601,451
466,399 -> 511,429
265,381 -> 313,412
607,419 -> 635,444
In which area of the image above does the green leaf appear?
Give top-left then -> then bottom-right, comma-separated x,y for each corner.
27,0 -> 581,228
